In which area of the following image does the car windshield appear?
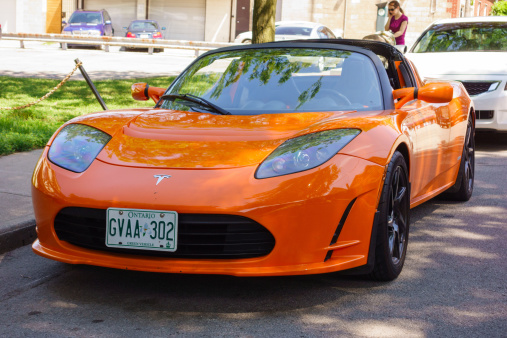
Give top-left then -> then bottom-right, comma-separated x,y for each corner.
411,22 -> 507,53
69,12 -> 102,24
160,48 -> 383,114
275,26 -> 313,36
129,21 -> 159,30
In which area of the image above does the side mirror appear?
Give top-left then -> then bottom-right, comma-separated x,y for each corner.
131,83 -> 166,103
162,27 -> 166,30
123,26 -> 128,30
62,20 -> 67,25
393,82 -> 453,109
105,20 -> 112,25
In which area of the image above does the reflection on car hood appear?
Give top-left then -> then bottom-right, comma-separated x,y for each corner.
85,109 -> 366,169
407,52 -> 507,78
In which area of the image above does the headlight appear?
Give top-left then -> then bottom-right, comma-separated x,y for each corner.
48,124 -> 111,173
255,129 -> 360,179
62,30 -> 72,35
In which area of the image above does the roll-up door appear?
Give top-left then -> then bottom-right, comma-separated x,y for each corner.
84,0 -> 136,36
149,0 -> 205,41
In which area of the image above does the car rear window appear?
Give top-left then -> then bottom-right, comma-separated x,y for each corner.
130,21 -> 159,30
411,21 -> 507,53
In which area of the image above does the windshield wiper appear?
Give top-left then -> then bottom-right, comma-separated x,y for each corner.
160,93 -> 231,115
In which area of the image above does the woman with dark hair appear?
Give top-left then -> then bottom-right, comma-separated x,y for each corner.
385,0 -> 409,47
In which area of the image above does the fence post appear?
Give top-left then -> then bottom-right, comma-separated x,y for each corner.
75,58 -> 108,111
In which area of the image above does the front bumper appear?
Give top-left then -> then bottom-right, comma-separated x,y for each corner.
32,147 -> 384,276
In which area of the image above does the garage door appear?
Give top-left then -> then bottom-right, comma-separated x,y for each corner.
149,0 -> 205,41
84,0 -> 136,36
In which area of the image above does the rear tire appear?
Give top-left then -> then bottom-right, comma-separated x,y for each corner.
440,116 -> 474,201
369,151 -> 410,281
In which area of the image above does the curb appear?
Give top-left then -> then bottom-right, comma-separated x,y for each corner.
0,218 -> 36,254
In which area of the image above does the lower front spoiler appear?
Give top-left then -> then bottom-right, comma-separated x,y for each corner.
33,239 -> 369,277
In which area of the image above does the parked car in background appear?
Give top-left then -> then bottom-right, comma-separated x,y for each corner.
124,20 -> 165,39
123,20 -> 166,52
234,21 -> 339,44
406,16 -> 507,132
62,9 -> 114,38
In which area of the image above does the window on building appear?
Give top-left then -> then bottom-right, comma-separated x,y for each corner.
430,0 -> 438,13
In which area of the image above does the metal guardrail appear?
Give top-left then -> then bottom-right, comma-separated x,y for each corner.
1,32 -> 237,56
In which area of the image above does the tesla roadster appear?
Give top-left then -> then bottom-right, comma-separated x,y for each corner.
32,40 -> 475,281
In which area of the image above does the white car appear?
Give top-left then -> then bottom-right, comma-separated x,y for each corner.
234,21 -> 338,44
406,16 -> 507,131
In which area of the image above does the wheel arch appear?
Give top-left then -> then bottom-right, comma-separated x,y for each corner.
394,141 -> 410,178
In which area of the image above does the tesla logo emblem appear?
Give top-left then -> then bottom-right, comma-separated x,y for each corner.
154,175 -> 171,185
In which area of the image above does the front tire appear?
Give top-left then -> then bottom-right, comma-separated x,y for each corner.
369,151 -> 410,281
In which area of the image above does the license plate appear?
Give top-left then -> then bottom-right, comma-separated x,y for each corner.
140,34 -> 149,38
106,208 -> 177,252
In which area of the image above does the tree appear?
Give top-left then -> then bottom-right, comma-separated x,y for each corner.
252,0 -> 277,44
491,1 -> 507,16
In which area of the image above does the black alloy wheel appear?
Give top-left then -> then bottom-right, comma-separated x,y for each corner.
442,115 -> 475,201
370,151 -> 410,281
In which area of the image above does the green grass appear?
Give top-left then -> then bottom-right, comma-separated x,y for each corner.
0,76 -> 175,156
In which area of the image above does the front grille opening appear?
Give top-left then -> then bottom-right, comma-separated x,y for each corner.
476,110 -> 494,120
54,207 -> 275,259
461,81 -> 496,96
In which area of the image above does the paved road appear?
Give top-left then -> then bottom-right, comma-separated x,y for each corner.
0,40 -> 197,80
0,133 -> 506,337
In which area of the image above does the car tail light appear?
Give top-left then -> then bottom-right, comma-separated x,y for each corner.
126,32 -> 136,38
152,32 -> 162,38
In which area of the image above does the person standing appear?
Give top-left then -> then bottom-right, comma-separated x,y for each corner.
385,1 -> 408,47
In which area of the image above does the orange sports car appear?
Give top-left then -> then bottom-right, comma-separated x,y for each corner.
32,40 -> 474,281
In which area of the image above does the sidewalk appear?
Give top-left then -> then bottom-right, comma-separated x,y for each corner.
0,149 -> 42,254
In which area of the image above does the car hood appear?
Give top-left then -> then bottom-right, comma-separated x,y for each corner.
74,108 -> 373,169
406,52 -> 507,78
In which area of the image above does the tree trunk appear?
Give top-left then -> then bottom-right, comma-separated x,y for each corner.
252,0 -> 277,44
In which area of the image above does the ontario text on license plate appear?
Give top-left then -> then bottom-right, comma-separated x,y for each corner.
106,208 -> 178,251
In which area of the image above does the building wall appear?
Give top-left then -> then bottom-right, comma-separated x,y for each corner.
279,0 -> 465,47
473,0 -> 495,16
0,0 -> 18,33
279,0 -> 347,38
205,0 -> 233,42
1,0 -> 47,33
